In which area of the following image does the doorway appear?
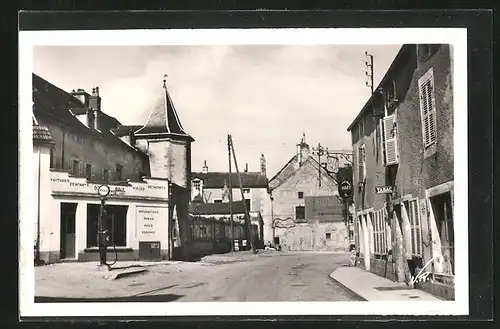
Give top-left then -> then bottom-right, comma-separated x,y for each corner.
60,203 -> 77,259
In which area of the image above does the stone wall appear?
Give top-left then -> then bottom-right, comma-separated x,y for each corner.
278,222 -> 349,251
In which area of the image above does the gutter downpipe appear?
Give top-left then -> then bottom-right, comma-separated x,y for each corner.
35,146 -> 41,264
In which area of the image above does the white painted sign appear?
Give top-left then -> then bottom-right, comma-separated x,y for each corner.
136,206 -> 168,241
375,186 -> 396,194
50,170 -> 169,200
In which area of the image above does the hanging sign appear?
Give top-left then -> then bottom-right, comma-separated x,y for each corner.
375,186 -> 396,194
338,181 -> 352,199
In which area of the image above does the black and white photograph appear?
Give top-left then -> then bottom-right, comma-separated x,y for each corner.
18,28 -> 468,317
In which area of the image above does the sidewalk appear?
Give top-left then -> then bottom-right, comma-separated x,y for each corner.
330,266 -> 443,301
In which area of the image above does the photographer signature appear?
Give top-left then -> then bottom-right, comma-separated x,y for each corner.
410,255 -> 443,287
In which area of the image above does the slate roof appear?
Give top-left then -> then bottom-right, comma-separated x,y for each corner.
134,79 -> 194,141
32,73 -> 148,159
33,124 -> 53,143
110,125 -> 143,137
189,200 -> 246,215
191,172 -> 268,189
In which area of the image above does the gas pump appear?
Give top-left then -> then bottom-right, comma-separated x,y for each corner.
97,184 -> 118,269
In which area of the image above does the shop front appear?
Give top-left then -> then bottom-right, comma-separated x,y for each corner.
38,169 -> 173,263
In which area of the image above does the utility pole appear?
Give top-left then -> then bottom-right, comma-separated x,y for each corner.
228,135 -> 255,252
312,143 -> 328,187
227,135 -> 235,252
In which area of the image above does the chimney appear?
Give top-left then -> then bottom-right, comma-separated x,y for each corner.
202,160 -> 208,174
129,128 -> 136,147
70,88 -> 90,107
260,154 -> 266,176
89,87 -> 101,112
245,163 -> 248,172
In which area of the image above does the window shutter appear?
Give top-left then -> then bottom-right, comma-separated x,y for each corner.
358,146 -> 365,183
384,115 -> 399,165
419,70 -> 437,148
79,162 -> 85,177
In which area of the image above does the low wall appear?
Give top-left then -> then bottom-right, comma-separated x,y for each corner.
416,280 -> 455,300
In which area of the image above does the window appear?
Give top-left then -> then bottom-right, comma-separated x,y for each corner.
115,164 -> 123,181
349,215 -> 354,225
298,192 -> 304,199
243,188 -> 250,194
430,192 -> 454,275
325,233 -> 331,240
295,206 -> 305,221
358,145 -> 366,183
404,199 -> 423,257
85,164 -> 92,181
103,169 -> 109,182
86,204 -> 127,247
349,229 -> 354,241
383,114 -> 399,165
245,198 -> 251,211
214,199 -> 222,204
193,180 -> 201,191
72,159 -> 80,176
418,68 -> 437,151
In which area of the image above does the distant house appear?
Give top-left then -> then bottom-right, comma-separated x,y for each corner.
266,134 -> 351,251
347,44 -> 454,300
190,157 -> 268,216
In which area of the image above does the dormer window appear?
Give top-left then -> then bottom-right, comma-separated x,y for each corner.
193,180 -> 201,191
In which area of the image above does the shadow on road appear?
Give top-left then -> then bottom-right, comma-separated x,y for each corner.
35,293 -> 184,303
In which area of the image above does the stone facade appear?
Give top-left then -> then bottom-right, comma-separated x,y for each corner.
348,44 -> 454,300
267,136 -> 349,251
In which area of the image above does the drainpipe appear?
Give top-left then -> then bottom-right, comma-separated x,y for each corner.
35,146 -> 41,264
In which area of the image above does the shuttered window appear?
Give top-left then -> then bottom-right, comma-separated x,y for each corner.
358,145 -> 366,183
372,209 -> 387,255
419,68 -> 437,148
383,114 -> 399,165
404,199 -> 423,256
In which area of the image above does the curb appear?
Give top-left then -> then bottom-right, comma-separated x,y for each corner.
328,269 -> 368,302
109,268 -> 149,280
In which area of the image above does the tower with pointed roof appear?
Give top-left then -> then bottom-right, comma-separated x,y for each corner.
134,77 -> 195,189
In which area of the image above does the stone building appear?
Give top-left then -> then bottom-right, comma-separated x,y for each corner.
32,73 -> 193,263
347,44 -> 454,300
190,158 -> 268,214
267,134 -> 350,251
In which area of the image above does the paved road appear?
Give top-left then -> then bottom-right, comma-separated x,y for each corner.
36,252 -> 361,302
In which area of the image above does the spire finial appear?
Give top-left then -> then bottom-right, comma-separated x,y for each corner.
301,130 -> 306,144
163,74 -> 168,89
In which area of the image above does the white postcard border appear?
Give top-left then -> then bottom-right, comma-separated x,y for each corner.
19,27 -> 468,317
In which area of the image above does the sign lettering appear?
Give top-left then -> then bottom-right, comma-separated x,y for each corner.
375,186 -> 396,194
136,206 -> 168,241
50,171 -> 169,200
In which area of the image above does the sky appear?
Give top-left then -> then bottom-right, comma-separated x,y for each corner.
33,44 -> 401,178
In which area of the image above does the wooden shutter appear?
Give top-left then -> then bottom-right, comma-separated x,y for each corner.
411,200 -> 422,256
419,70 -> 437,148
384,114 -> 399,165
358,146 -> 365,183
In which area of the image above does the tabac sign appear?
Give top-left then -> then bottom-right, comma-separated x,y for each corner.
50,170 -> 169,201
375,186 -> 396,194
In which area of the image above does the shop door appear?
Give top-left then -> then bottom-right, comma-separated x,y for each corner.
60,203 -> 77,259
